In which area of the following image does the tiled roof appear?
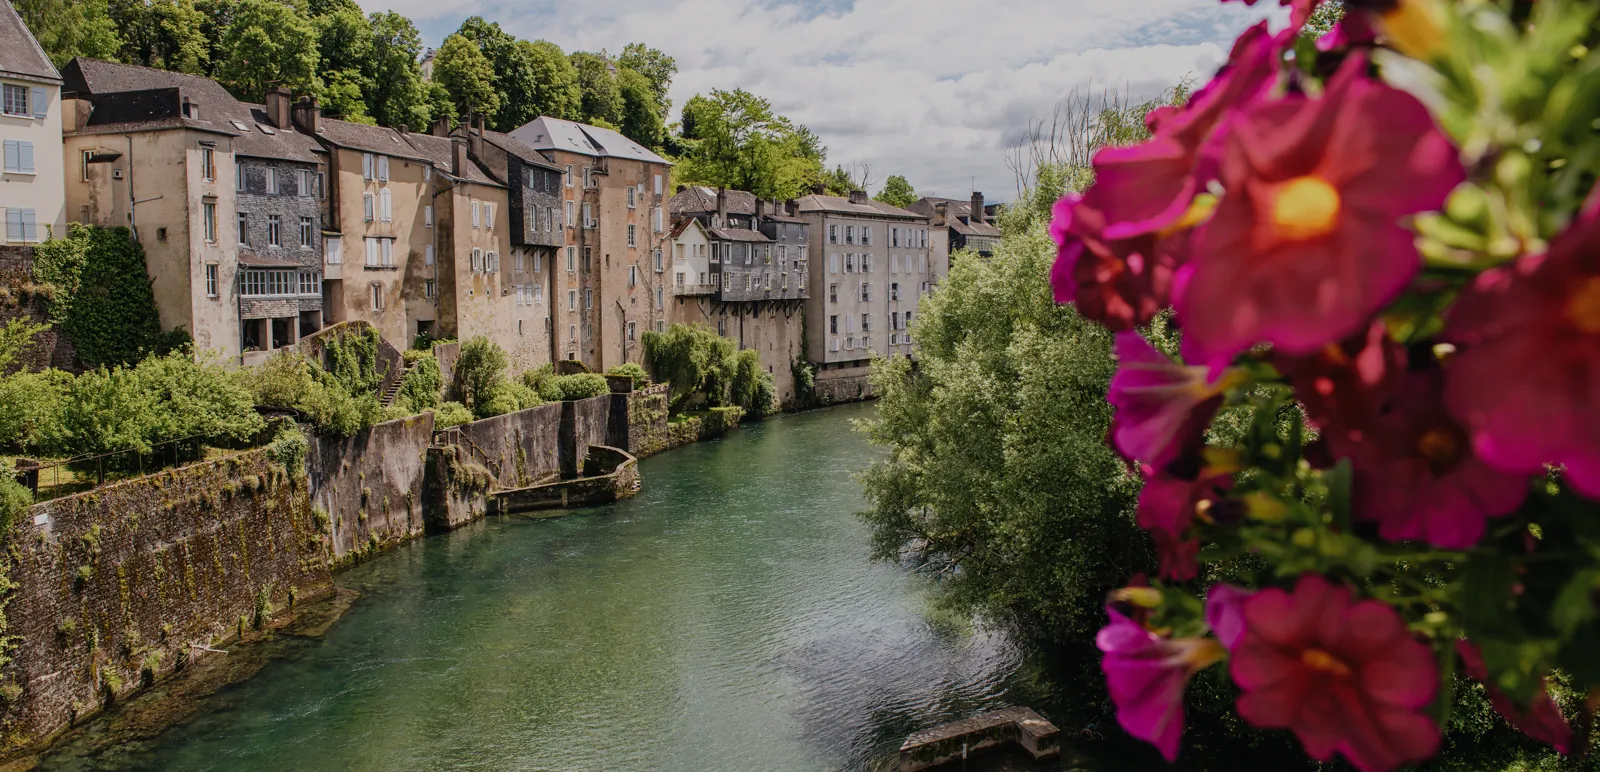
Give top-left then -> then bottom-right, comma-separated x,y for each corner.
668,217 -> 705,240
480,129 -> 561,171
61,59 -> 318,163
908,196 -> 1001,237
669,186 -> 804,223
576,122 -> 672,165
402,132 -> 498,186
0,1 -> 60,84
314,117 -> 428,161
794,194 -> 928,221
507,116 -> 671,165
707,227 -> 771,243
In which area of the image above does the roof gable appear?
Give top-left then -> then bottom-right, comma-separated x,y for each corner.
0,2 -> 61,84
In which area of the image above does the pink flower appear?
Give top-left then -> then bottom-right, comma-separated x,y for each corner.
1175,56 -> 1464,370
1222,0 -> 1323,30
1050,196 -> 1188,331
1230,574 -> 1441,772
1079,22 -> 1281,240
1136,452 -> 1237,581
1457,641 -> 1572,754
1205,584 -> 1255,650
1109,331 -> 1239,467
1097,607 -> 1225,761
1443,208 -> 1600,498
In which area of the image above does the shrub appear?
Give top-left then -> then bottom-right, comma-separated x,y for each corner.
48,350 -> 264,458
0,460 -> 32,532
727,349 -> 775,417
246,352 -> 380,438
551,373 -> 609,401
478,382 -> 544,418
605,362 -> 649,390
433,402 -> 473,429
454,337 -> 507,418
265,421 -> 308,477
30,223 -> 170,368
0,369 -> 65,454
321,325 -> 383,395
395,352 -> 442,412
641,323 -> 734,411
522,365 -> 556,397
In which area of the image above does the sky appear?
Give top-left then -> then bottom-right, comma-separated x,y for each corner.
362,0 -> 1288,204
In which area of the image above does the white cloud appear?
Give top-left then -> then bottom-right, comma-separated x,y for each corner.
362,0 -> 1286,202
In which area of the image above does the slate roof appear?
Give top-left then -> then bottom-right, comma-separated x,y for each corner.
794,194 -> 928,221
480,129 -> 561,171
60,59 -> 319,163
669,186 -> 804,223
507,116 -> 671,166
0,1 -> 60,84
402,131 -> 498,186
907,197 -> 1002,238
706,227 -> 771,243
313,117 -> 428,162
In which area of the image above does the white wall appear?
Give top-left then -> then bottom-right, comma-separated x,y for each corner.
0,78 -> 64,244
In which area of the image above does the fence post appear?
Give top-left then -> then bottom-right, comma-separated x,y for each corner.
97,457 -> 103,486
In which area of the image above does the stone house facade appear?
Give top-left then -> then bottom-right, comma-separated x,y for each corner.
507,117 -> 670,370
908,192 -> 1002,259
0,2 -> 64,246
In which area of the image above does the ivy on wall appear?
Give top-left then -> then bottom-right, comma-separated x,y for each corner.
30,224 -> 178,369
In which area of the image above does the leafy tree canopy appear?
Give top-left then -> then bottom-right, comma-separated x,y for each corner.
570,51 -> 622,127
215,0 -> 321,100
617,42 -> 676,120
432,33 -> 500,123
617,67 -> 664,149
13,0 -> 123,67
675,88 -> 826,200
874,175 -> 917,209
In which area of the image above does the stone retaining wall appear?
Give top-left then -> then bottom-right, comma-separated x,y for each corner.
492,446 -> 640,514
0,246 -> 77,373
307,413 -> 434,565
452,402 -> 562,489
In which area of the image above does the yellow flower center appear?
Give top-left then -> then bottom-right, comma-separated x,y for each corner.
1270,176 -> 1342,241
1382,0 -> 1446,61
1416,427 -> 1460,466
1568,277 -> 1600,335
1159,194 -> 1219,237
1301,648 -> 1353,677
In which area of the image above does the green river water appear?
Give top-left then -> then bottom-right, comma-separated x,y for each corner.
38,402 -> 1029,771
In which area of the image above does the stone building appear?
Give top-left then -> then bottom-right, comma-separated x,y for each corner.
0,2 -> 64,246
463,119 -> 565,371
667,186 -> 809,404
507,117 -> 670,370
795,191 -> 945,395
908,192 -> 1002,258
59,59 -> 325,362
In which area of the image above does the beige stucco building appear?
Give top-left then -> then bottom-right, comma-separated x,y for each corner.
0,3 -> 65,245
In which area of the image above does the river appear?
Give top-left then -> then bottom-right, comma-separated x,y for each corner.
38,402 -> 1026,772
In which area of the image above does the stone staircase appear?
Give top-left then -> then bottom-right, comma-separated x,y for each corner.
379,362 -> 409,407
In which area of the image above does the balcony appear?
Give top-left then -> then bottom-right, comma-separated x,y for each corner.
676,282 -> 718,296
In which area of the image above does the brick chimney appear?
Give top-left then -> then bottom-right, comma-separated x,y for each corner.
432,114 -> 451,137
784,199 -> 796,216
933,201 -> 948,227
716,186 -> 727,227
452,135 -> 467,177
754,198 -> 764,229
970,191 -> 985,225
469,113 -> 485,159
266,88 -> 292,130
290,96 -> 319,135
675,184 -> 686,194
848,189 -> 868,205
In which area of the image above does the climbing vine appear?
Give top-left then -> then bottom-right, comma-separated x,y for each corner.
321,325 -> 383,396
30,224 -> 178,369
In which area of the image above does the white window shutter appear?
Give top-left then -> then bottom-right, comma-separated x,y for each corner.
31,88 -> 48,119
472,202 -> 480,227
2,141 -> 15,172
425,244 -> 434,265
362,153 -> 373,179
15,141 -> 30,173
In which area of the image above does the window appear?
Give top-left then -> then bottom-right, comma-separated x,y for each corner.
891,282 -> 900,301
844,254 -> 854,273
566,246 -> 576,271
862,254 -> 872,273
583,167 -> 594,188
829,253 -> 839,274
5,208 -> 37,243
862,314 -> 872,333
266,167 -> 277,194
656,285 -> 663,308
267,215 -> 281,247
828,224 -> 838,244
629,265 -> 637,286
565,164 -> 573,187
565,201 -> 574,227
860,282 -> 871,302
380,189 -> 392,222
201,148 -> 215,181
363,193 -> 374,222
534,254 -> 543,273
424,244 -> 435,265
654,174 -> 663,195
487,251 -> 499,272
627,224 -> 636,247
654,248 -> 663,272
628,321 -> 636,341
205,264 -> 219,297
382,239 -> 394,266
370,282 -> 383,311
583,247 -> 592,272
828,283 -> 838,303
845,225 -> 855,245
236,161 -> 246,191
326,236 -> 342,264
300,216 -> 314,247
298,270 -> 320,295
653,206 -> 663,233
298,169 -> 311,196
365,237 -> 379,266
585,289 -> 593,309
362,153 -> 374,180
569,290 -> 577,310
484,202 -> 494,230
2,140 -> 35,174
626,186 -> 636,208
829,315 -> 838,334
203,202 -> 216,242
515,252 -> 525,273
236,212 -> 248,245
1,84 -> 28,116
425,279 -> 437,299
240,269 -> 298,296
424,205 -> 434,228
861,226 -> 871,246
582,202 -> 593,228
471,248 -> 482,271
377,155 -> 389,182
710,243 -> 720,264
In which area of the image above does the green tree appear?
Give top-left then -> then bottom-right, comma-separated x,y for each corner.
215,0 -> 320,100
454,17 -> 550,132
675,89 -> 825,200
616,42 -> 676,120
874,175 -> 917,209
193,0 -> 237,76
617,67 -> 664,148
821,165 -> 857,197
570,51 -> 622,126
727,349 -> 775,417
366,11 -> 431,129
109,0 -> 209,73
431,33 -> 500,123
453,336 -> 507,418
31,224 -> 170,369
640,323 -> 734,412
12,0 -> 123,67
1301,0 -> 1345,40
519,40 -> 582,122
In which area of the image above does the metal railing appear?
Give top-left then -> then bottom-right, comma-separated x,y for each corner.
11,434 -> 208,499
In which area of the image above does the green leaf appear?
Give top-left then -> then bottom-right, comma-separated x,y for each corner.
1551,567 -> 1599,634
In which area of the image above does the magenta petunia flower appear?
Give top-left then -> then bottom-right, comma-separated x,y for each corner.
1136,454 -> 1235,581
1457,641 -> 1572,754
1206,584 -> 1255,650
1442,208 -> 1600,498
1175,56 -> 1464,371
1098,607 -> 1225,761
1230,574 -> 1441,772
1221,0 -> 1322,30
1109,331 -> 1238,467
1050,196 -> 1188,331
1080,22 -> 1281,240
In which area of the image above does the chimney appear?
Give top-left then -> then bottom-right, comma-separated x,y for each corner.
291,96 -> 319,135
848,189 -> 868,205
811,183 -> 825,195
452,136 -> 467,177
266,88 -> 291,130
754,198 -> 764,229
934,201 -> 949,227
971,191 -> 985,225
432,114 -> 451,137
396,124 -> 409,135
675,184 -> 686,194
716,186 -> 727,227
468,113 -> 484,159
784,199 -> 796,216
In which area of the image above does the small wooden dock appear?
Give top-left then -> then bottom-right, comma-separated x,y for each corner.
897,707 -> 1061,771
